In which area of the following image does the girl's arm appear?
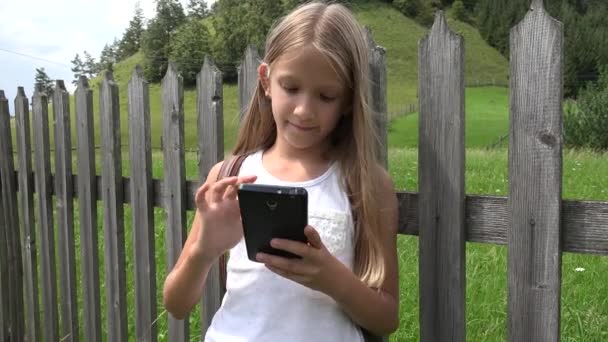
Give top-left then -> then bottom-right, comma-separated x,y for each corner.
163,163 -> 256,320
162,162 -> 222,320
162,210 -> 215,320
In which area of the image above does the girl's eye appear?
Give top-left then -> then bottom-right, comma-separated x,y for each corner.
320,94 -> 337,102
282,85 -> 298,93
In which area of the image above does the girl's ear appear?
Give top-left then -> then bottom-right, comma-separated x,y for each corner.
258,63 -> 271,96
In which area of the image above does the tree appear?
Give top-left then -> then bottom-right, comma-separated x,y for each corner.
475,0 -> 608,97
212,0 -> 284,81
118,2 -> 146,60
34,67 -> 54,97
71,53 -> 86,85
83,51 -> 98,78
187,0 -> 208,19
142,0 -> 187,81
99,43 -> 117,73
170,20 -> 212,85
451,0 -> 467,21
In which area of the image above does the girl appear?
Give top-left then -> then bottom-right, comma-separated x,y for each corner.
163,2 -> 399,340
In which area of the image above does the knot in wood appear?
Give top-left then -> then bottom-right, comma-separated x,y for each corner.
537,131 -> 557,147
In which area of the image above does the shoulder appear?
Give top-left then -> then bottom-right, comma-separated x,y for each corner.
204,161 -> 224,184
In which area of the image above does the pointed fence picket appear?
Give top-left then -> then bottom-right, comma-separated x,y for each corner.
1,7 -> 607,342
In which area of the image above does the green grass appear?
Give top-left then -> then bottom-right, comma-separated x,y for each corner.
388,86 -> 510,148
40,147 -> 607,341
352,0 -> 508,117
387,147 -> 608,341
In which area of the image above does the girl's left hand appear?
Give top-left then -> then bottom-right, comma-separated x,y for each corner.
256,225 -> 341,295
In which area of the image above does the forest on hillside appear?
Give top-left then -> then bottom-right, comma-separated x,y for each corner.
35,0 -> 604,96
31,0 -> 607,148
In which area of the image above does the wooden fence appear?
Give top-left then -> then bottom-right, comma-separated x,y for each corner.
1,4 -> 608,342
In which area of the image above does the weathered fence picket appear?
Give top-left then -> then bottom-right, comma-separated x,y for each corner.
128,66 -> 158,342
0,175 -> 6,342
99,71 -> 128,342
15,87 -> 40,342
53,80 -> 79,342
418,12 -> 466,342
238,45 -> 261,120
508,1 -> 564,341
0,89 -> 25,341
162,62 -> 189,342
368,34 -> 389,169
75,76 -> 102,342
198,56 -> 225,336
2,5 -> 608,341
32,86 -> 60,341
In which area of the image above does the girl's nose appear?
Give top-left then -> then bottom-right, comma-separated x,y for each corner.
293,94 -> 315,119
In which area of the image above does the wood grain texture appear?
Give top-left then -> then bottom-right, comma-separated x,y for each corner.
0,89 -> 25,341
162,62 -> 188,342
368,32 -> 389,170
99,71 -> 128,342
508,3 -> 563,340
238,45 -> 260,121
128,66 -> 158,342
197,56 -> 225,337
53,80 -> 79,342
33,86 -> 59,341
418,12 -> 466,342
14,87 -> 40,342
75,76 -> 102,342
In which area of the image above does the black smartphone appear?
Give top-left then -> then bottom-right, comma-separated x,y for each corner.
237,184 -> 308,262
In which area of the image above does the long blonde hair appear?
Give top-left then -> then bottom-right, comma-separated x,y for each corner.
232,1 -> 386,288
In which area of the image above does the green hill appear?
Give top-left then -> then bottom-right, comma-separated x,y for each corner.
26,0 -> 508,153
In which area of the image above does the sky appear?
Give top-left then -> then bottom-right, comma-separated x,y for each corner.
0,0 -> 210,115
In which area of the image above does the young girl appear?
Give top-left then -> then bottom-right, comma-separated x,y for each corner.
163,2 -> 399,340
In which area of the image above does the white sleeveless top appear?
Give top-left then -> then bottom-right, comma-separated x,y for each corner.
205,150 -> 364,342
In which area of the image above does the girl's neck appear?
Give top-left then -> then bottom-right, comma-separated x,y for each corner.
262,142 -> 333,183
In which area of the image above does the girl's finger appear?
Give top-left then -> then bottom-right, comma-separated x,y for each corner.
210,177 -> 238,202
195,183 -> 210,207
223,184 -> 237,200
270,238 -> 309,258
237,175 -> 257,184
304,226 -> 324,249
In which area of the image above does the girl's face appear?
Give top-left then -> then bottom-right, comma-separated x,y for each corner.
260,46 -> 348,154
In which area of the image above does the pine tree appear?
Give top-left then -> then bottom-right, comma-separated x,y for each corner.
34,67 -> 54,98
83,51 -> 98,78
118,2 -> 146,60
99,43 -> 117,73
70,53 -> 86,86
142,0 -> 187,81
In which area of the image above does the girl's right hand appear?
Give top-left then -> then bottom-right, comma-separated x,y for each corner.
193,174 -> 257,261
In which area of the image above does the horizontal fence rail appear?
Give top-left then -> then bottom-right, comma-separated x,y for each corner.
4,171 -> 608,257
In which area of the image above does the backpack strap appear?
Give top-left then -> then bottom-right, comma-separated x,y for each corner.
215,154 -> 248,296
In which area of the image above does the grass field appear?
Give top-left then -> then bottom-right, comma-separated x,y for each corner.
47,146 -> 607,341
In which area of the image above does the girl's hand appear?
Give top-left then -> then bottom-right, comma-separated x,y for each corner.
194,175 -> 257,261
256,226 -> 342,295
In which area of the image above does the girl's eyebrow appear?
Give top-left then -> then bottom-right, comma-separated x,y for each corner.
276,75 -> 343,91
